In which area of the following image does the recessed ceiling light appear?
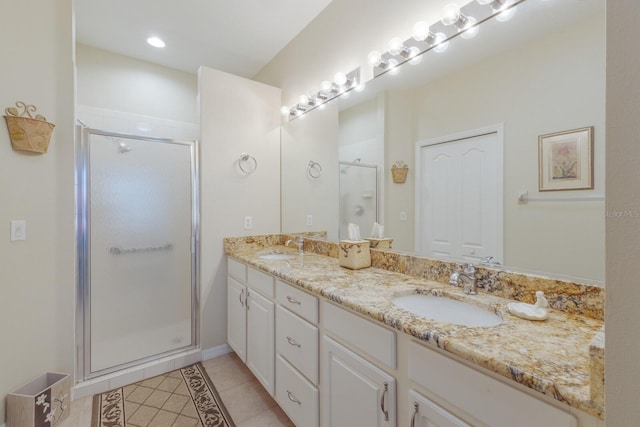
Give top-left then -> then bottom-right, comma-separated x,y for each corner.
146,37 -> 165,48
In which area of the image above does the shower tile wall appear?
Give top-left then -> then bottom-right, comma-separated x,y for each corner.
76,105 -> 199,141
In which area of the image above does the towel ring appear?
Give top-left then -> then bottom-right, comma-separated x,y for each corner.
238,153 -> 258,174
308,160 -> 323,179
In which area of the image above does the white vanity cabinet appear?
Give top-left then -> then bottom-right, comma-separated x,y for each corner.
323,336 -> 396,427
226,258 -> 275,396
408,390 -> 471,427
322,302 -> 397,427
408,341 -> 578,427
274,279 -> 320,427
226,276 -> 247,362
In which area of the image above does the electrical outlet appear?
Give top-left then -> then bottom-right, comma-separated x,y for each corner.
306,214 -> 313,226
244,216 -> 252,230
400,211 -> 407,222
10,220 -> 26,241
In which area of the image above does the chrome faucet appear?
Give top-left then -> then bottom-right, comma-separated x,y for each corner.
480,256 -> 501,267
449,263 -> 478,295
285,236 -> 304,254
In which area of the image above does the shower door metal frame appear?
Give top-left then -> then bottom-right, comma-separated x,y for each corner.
75,126 -> 200,381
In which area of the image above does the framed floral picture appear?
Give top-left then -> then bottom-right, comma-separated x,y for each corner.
538,126 -> 594,191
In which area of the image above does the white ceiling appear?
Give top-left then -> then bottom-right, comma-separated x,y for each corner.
74,0 -> 333,77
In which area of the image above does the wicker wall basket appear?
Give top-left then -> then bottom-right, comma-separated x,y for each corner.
4,102 -> 55,154
391,161 -> 408,184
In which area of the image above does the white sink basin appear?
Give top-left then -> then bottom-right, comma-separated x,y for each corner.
258,253 -> 297,260
392,294 -> 502,327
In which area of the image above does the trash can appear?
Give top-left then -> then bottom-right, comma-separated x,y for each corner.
7,373 -> 70,427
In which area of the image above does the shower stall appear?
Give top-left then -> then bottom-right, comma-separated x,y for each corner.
339,161 -> 379,240
76,126 -> 199,380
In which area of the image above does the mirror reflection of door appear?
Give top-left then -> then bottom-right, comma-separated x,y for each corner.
417,127 -> 503,263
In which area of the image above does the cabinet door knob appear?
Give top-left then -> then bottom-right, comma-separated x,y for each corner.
286,296 -> 301,305
286,337 -> 301,348
239,288 -> 245,307
287,390 -> 302,405
410,402 -> 419,427
380,381 -> 389,421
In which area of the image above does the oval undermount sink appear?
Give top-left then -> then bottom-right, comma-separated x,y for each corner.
258,253 -> 297,260
392,294 -> 502,327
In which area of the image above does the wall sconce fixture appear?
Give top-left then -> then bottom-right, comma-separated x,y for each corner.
368,0 -> 524,78
281,67 -> 361,121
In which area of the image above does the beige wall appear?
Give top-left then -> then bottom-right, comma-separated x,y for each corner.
282,103 -> 340,240
255,0 -> 452,103
199,67 -> 281,350
76,44 -> 198,123
605,1 -> 640,425
0,0 -> 75,422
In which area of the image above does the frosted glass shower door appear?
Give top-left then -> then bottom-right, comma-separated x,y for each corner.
86,132 -> 196,374
339,162 -> 378,240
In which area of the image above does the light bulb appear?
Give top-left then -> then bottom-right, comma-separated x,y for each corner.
408,47 -> 422,65
388,58 -> 400,75
441,3 -> 461,26
388,37 -> 405,56
280,106 -> 290,116
461,16 -> 479,39
412,21 -> 430,41
432,33 -> 449,53
496,2 -> 517,22
146,36 -> 165,48
334,72 -> 347,86
320,80 -> 333,93
299,95 -> 309,105
368,51 -> 383,66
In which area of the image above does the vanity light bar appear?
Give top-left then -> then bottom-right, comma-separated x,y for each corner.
369,0 -> 525,78
281,67 -> 361,121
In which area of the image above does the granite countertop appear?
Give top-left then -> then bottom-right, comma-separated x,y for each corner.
226,244 -> 604,419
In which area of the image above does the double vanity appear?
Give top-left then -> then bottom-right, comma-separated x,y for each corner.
225,234 -> 604,427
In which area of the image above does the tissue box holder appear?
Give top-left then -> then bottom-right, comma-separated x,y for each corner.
339,240 -> 371,270
365,237 -> 393,249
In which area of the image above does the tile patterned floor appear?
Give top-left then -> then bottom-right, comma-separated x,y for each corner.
59,352 -> 293,427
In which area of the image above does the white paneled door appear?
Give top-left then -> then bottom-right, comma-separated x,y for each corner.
417,127 -> 503,263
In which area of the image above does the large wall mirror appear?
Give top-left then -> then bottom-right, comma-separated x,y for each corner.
281,0 -> 605,284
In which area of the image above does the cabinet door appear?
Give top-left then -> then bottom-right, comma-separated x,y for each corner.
408,390 -> 470,427
322,336 -> 396,427
227,277 -> 247,362
247,289 -> 275,396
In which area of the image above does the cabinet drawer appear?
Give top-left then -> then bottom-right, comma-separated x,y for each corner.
227,257 -> 246,282
276,354 -> 319,427
247,266 -> 274,298
323,302 -> 396,369
276,305 -> 319,384
408,341 -> 576,427
276,280 -> 318,324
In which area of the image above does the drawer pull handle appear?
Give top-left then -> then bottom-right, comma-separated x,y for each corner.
380,382 -> 389,421
410,402 -> 419,427
287,390 -> 302,405
239,288 -> 245,307
286,337 -> 301,348
286,296 -> 301,305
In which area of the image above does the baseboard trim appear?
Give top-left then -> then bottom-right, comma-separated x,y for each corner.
202,343 -> 232,360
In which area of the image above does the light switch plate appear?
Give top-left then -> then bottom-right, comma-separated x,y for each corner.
10,220 -> 26,241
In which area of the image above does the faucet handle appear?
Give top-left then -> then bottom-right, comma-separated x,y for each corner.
463,263 -> 476,275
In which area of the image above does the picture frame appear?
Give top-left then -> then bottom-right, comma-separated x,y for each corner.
538,126 -> 593,191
